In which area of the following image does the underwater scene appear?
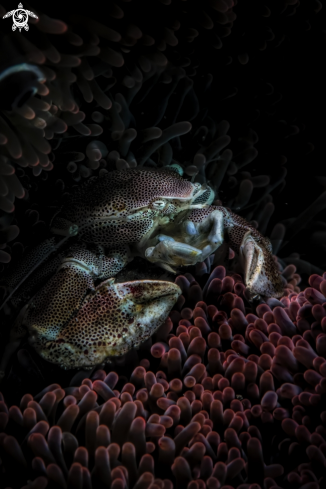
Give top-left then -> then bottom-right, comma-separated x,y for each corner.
0,0 -> 325,488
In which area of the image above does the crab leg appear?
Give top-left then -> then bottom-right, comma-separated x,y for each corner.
0,235 -> 75,313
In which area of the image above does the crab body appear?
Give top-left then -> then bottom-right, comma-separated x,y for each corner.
50,167 -> 214,247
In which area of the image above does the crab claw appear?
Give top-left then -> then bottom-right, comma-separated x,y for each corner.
239,231 -> 283,300
28,279 -> 181,369
112,280 -> 181,351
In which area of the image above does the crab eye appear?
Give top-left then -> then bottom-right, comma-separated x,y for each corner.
152,200 -> 166,209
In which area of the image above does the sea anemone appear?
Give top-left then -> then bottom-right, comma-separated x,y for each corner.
1,266 -> 326,488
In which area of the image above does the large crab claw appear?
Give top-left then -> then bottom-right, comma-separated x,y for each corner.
27,279 -> 181,369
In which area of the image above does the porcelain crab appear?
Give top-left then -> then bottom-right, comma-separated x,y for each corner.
0,166 -> 283,374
